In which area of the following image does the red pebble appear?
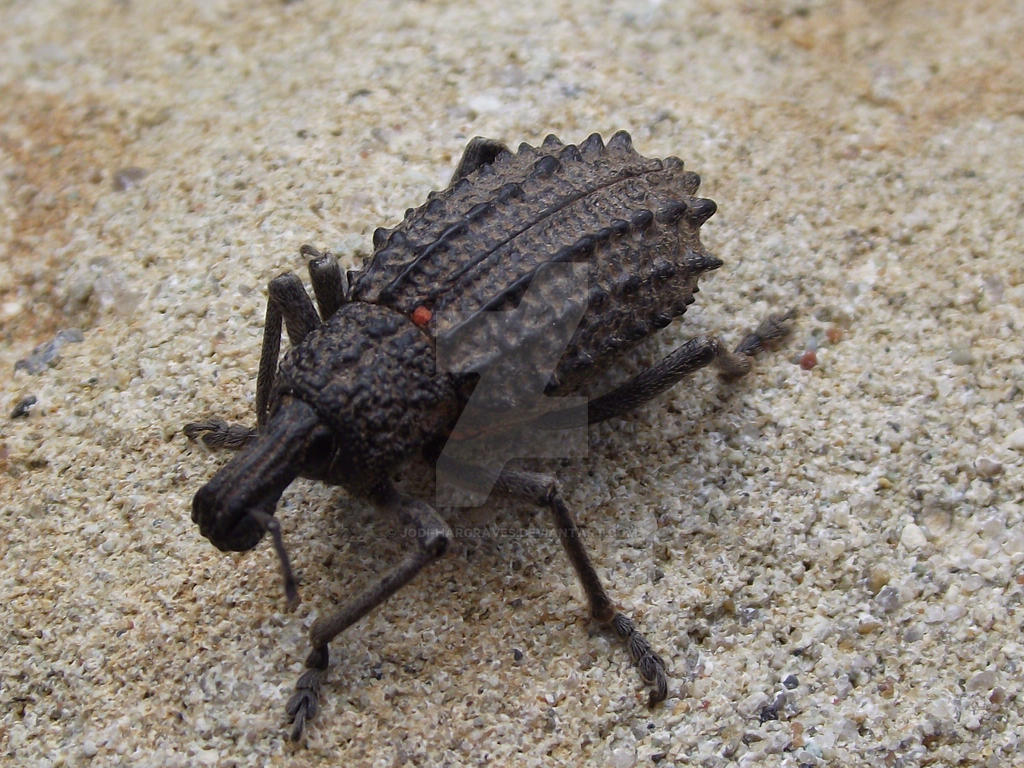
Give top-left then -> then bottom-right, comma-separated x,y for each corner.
800,350 -> 817,370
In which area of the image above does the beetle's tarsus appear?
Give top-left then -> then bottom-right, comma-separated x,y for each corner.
612,612 -> 669,704
733,308 -> 796,359
716,309 -> 796,381
183,419 -> 258,450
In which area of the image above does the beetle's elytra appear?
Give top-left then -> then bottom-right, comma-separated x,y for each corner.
185,131 -> 792,740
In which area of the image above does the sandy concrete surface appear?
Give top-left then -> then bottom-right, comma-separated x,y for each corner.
2,1 -> 1023,765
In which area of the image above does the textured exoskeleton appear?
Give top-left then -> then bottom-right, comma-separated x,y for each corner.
185,131 -> 791,740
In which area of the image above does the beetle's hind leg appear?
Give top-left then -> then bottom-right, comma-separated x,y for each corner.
491,468 -> 669,705
184,263 -> 325,446
583,310 -> 794,425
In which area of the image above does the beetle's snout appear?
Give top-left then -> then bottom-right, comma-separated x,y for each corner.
192,482 -> 267,552
190,397 -> 325,608
190,396 -> 324,552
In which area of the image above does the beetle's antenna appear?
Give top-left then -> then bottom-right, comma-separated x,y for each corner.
250,509 -> 300,610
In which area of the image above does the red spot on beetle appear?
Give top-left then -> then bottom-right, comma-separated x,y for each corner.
412,305 -> 432,327
800,349 -> 817,370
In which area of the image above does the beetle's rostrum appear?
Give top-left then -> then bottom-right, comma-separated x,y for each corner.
185,130 -> 793,740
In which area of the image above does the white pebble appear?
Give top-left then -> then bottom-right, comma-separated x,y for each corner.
1007,428 -> 1024,451
966,668 -> 997,692
980,516 -> 1005,538
610,746 -> 637,768
924,604 -> 946,623
737,691 -> 768,717
196,748 -> 221,766
900,523 -> 927,551
974,457 -> 1003,478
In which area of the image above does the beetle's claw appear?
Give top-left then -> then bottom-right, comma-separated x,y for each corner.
640,651 -> 669,706
288,702 -> 309,742
286,668 -> 323,740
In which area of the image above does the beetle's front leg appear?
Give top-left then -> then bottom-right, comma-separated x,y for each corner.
286,482 -> 452,741
491,468 -> 669,705
184,264 -> 324,448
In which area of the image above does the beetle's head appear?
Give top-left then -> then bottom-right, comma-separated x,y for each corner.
191,396 -> 333,606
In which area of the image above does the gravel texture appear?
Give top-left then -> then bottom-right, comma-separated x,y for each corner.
2,1 -> 1023,766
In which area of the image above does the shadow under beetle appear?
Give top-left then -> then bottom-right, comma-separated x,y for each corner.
185,131 -> 792,740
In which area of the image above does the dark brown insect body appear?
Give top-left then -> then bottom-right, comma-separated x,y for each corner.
186,131 -> 791,740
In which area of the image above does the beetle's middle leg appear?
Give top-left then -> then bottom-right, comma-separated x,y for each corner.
301,245 -> 349,322
489,467 -> 669,705
286,482 -> 452,740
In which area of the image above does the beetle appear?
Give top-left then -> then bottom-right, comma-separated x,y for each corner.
185,131 -> 792,739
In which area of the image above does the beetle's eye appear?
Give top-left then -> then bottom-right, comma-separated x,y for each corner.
304,429 -> 335,466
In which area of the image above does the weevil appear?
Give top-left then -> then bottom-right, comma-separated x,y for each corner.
185,131 -> 792,739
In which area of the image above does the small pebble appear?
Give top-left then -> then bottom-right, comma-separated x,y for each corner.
14,328 -> 84,374
875,585 -> 901,613
857,616 -> 883,634
196,747 -> 221,766
980,516 -> 1004,539
738,691 -> 768,717
1007,428 -> 1024,452
802,739 -> 823,759
868,565 -> 891,593
900,523 -> 927,550
10,395 -> 37,418
950,347 -> 974,365
610,745 -> 637,768
112,166 -> 148,191
904,625 -> 923,643
966,668 -> 997,692
974,457 -> 1003,478
782,674 -> 799,689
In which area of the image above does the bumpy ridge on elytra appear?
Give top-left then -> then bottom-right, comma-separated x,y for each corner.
351,131 -> 721,389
